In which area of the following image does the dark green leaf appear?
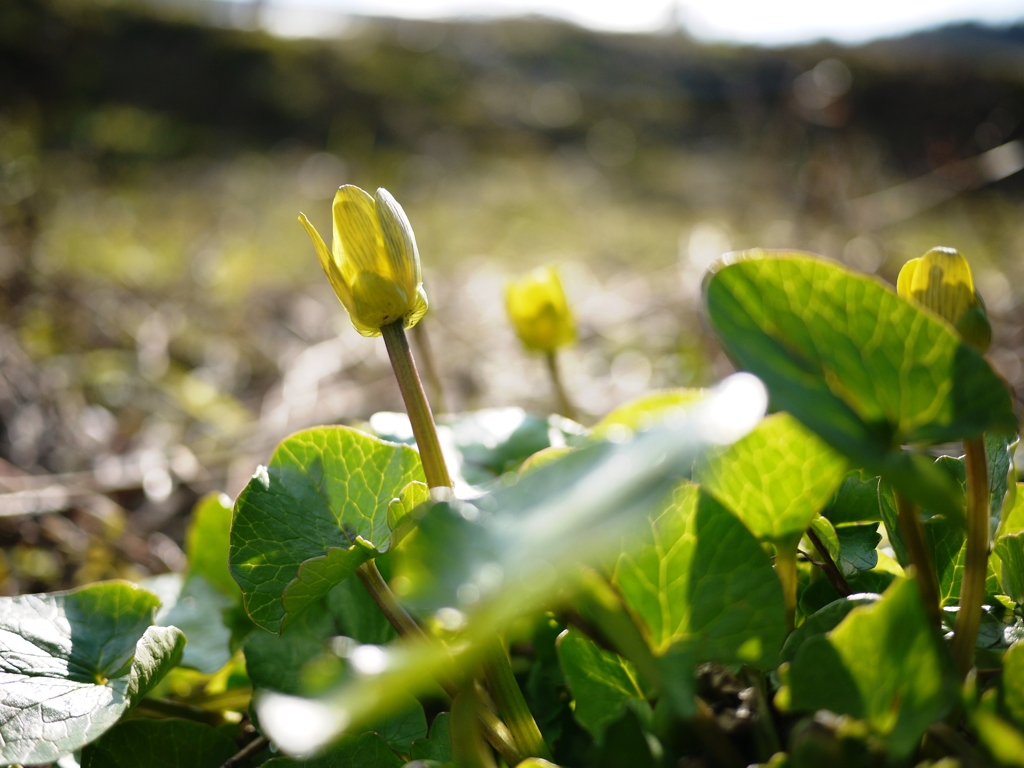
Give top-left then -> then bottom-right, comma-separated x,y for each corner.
261,733 -> 403,767
230,426 -> 425,633
987,434 -> 1017,538
243,604 -> 336,695
799,570 -> 894,617
786,578 -> 957,758
80,718 -> 236,768
326,571 -> 398,646
780,595 -> 878,664
160,574 -> 236,674
613,483 -> 787,667
410,713 -> 452,762
834,524 -> 881,578
367,694 -> 427,753
556,628 -> 649,742
0,582 -> 184,765
694,412 -> 849,545
822,470 -> 880,526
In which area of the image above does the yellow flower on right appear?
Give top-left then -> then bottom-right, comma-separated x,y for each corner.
506,266 -> 576,353
897,247 -> 991,351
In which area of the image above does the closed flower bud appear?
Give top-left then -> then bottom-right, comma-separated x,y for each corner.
506,266 -> 576,353
897,247 -> 991,351
299,185 -> 428,337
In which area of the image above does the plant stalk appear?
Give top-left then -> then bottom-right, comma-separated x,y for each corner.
775,542 -> 799,631
481,639 -> 552,760
377,319 -> 542,763
894,492 -> 943,628
381,320 -> 452,489
545,350 -> 576,421
805,527 -> 852,597
951,437 -> 990,679
451,689 -> 499,768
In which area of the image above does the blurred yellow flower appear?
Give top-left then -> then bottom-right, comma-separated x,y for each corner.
897,247 -> 991,351
299,185 -> 428,337
506,266 -> 576,353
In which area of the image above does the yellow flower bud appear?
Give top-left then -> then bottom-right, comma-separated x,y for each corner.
299,185 -> 428,337
896,247 -> 991,351
506,266 -> 576,353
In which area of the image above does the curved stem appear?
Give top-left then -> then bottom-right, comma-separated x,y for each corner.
412,320 -> 447,415
545,350 -> 576,421
895,492 -> 943,628
451,689 -> 499,768
381,320 -> 452,489
482,639 -> 551,760
952,437 -> 990,679
356,560 -> 425,640
806,527 -> 852,597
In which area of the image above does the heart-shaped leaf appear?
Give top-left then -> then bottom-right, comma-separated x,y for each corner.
704,251 -> 1015,516
80,719 -> 237,768
694,412 -> 849,545
230,426 -> 425,633
0,582 -> 184,765
612,483 -> 787,666
785,577 -> 957,758
261,733 -> 403,767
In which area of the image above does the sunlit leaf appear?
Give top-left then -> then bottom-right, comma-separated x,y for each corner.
995,533 -> 1024,605
779,595 -> 878,665
694,412 -> 849,545
230,426 -> 425,633
556,628 -> 649,742
786,578 -> 957,758
1003,641 -> 1024,727
0,582 -> 184,765
590,389 -> 705,440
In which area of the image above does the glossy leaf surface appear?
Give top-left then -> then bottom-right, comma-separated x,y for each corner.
79,719 -> 236,768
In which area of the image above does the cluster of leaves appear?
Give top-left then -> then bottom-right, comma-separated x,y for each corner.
2,251 -> 1023,768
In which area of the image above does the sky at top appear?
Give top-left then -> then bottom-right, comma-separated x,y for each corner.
247,0 -> 1024,44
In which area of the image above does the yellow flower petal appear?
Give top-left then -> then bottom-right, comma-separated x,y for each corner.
374,188 -> 420,291
895,257 -> 921,301
907,247 -> 977,326
299,212 -> 352,310
332,185 -> 383,281
506,266 -> 576,352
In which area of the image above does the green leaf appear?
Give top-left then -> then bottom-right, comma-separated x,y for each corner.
613,483 -> 787,666
1000,483 -> 1024,537
590,389 -> 705,439
704,251 -> 1014,516
798,570 -> 894,617
834,524 -> 881,578
367,694 -> 427,753
230,426 -> 425,633
786,578 -> 957,758
386,481 -> 430,539
80,719 -> 237,768
995,533 -> 1024,605
261,733 -> 403,767
822,470 -> 880,526
780,595 -> 878,665
694,412 -> 849,545
973,711 -> 1024,767
806,516 -> 839,563
160,574 -> 236,674
410,713 -> 452,762
187,492 -> 240,599
0,582 -> 184,765
325,570 -> 398,646
1003,641 -> 1024,726
244,603 -> 337,695
556,628 -> 649,742
705,251 -> 1015,446
988,434 -> 1017,537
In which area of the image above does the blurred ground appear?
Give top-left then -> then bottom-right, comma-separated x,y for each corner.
1,0 -> 1023,595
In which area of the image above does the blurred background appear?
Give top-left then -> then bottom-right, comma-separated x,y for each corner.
1,0 -> 1023,594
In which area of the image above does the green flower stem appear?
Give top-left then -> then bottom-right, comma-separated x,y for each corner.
775,542 -> 799,631
545,350 -> 576,421
381,320 -> 453,490
356,561 -> 522,764
412,320 -> 447,415
805,527 -> 852,597
894,492 -> 943,628
951,437 -> 990,678
481,639 -> 552,761
380,318 -> 542,762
